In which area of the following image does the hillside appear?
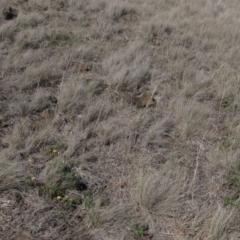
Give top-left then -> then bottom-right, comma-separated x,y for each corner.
1,0 -> 240,239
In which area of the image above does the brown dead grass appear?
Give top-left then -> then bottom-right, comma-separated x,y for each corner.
1,0 -> 240,239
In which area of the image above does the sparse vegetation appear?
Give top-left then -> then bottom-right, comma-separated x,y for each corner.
130,222 -> 148,238
1,0 -> 240,239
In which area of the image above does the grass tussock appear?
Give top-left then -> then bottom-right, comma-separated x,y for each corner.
16,28 -> 75,50
30,88 -> 57,113
135,165 -> 186,214
103,41 -> 151,91
21,62 -> 62,90
1,0 -> 240,239
57,78 -> 87,115
0,21 -> 18,42
16,12 -> 45,28
0,153 -> 26,191
107,1 -> 136,21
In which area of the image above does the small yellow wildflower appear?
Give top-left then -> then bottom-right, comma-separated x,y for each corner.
28,158 -> 33,163
56,196 -> 62,200
31,176 -> 35,181
52,149 -> 58,153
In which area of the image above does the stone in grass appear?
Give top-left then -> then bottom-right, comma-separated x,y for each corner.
79,63 -> 92,72
121,91 -> 156,108
2,6 -> 18,20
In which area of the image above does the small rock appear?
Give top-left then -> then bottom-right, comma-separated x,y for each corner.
148,232 -> 154,239
122,14 -> 132,23
2,6 -> 18,20
79,64 -> 92,71
121,91 -> 156,108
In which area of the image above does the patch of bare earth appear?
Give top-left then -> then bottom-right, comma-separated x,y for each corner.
1,0 -> 240,239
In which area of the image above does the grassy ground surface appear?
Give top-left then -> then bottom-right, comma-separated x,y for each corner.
1,0 -> 240,239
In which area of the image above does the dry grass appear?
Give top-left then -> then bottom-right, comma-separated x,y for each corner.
1,0 -> 240,239
0,152 -> 26,191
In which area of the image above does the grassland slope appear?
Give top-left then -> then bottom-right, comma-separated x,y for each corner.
1,0 -> 240,239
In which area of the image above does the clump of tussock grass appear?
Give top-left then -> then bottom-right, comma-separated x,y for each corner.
79,199 -> 134,239
61,123 -> 98,158
201,207 -> 238,240
21,0 -> 49,12
46,29 -> 76,47
69,0 -> 106,12
0,153 -> 26,191
183,78 -> 214,102
106,1 -> 136,21
145,120 -> 175,150
103,41 -> 151,91
222,158 -> 240,208
0,42 -> 9,63
82,99 -> 114,128
16,28 -> 75,50
15,28 -> 46,50
4,48 -> 48,74
193,91 -> 214,102
5,118 -> 32,152
129,110 -> 156,134
57,78 -> 87,116
38,159 -> 82,200
21,62 -> 62,90
173,100 -> 212,139
133,162 -> 238,239
16,12 -> 45,28
141,19 -> 173,44
77,43 -> 103,63
134,166 -> 187,215
212,63 -> 238,89
86,80 -> 109,96
37,152 -> 100,206
211,67 -> 239,113
24,125 -> 62,154
29,88 -> 57,113
0,21 -> 19,42
56,48 -> 83,71
133,165 -> 188,233
8,92 -> 32,117
5,116 -> 62,155
62,136 -> 82,159
68,0 -> 89,11
100,124 -> 129,147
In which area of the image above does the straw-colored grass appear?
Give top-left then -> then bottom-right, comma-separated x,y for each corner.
1,0 -> 240,239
